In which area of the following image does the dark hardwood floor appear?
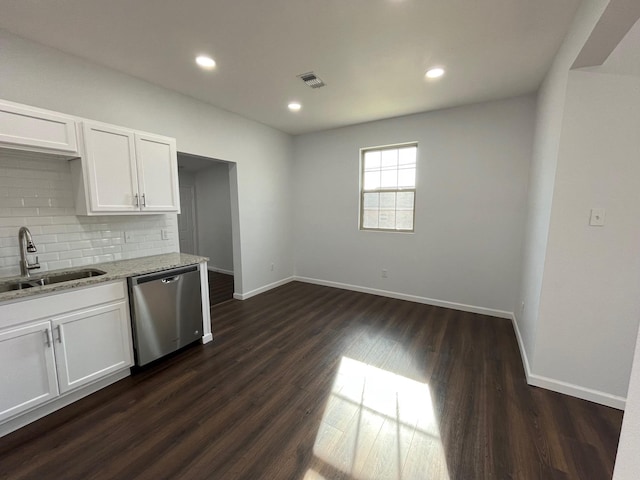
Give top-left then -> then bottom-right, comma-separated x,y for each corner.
208,270 -> 234,306
0,282 -> 623,479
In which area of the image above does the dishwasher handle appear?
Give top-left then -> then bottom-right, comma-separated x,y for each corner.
129,264 -> 199,286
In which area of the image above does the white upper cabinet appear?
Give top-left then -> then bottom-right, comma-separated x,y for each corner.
0,98 -> 180,215
0,100 -> 78,156
134,132 -> 180,212
73,121 -> 180,215
82,122 -> 140,213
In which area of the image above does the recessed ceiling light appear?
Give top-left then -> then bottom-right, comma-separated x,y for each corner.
195,55 -> 216,70
425,67 -> 445,79
288,102 -> 302,112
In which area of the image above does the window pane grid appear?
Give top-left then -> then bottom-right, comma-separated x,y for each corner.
360,142 -> 417,232
361,190 -> 415,230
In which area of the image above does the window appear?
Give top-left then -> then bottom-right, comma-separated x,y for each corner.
360,143 -> 417,232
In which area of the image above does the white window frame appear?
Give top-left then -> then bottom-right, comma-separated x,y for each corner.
359,142 -> 417,233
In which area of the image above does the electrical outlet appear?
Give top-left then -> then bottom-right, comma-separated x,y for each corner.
161,229 -> 169,240
270,263 -> 274,271
381,269 -> 388,278
124,231 -> 133,243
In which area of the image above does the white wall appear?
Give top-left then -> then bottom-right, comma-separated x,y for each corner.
0,154 -> 177,276
534,70 -> 640,401
516,0 -> 610,369
0,29 -> 294,295
194,163 -> 234,273
293,96 -> 535,315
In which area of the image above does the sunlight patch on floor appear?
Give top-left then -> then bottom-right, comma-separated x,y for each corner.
312,356 -> 450,480
303,469 -> 327,480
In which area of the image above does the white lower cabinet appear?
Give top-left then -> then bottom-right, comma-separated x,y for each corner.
0,281 -> 134,427
0,322 -> 59,422
52,301 -> 132,394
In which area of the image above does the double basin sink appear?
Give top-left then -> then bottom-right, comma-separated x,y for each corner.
0,269 -> 106,293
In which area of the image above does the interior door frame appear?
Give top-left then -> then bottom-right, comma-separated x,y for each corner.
178,184 -> 199,255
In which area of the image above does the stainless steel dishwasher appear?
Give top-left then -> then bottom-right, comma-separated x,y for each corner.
128,265 -> 203,366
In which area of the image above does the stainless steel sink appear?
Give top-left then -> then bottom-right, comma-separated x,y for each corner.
0,269 -> 106,293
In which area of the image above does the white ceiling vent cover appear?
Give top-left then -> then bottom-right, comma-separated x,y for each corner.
298,72 -> 326,88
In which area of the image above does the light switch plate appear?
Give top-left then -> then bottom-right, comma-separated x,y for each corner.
590,208 -> 606,226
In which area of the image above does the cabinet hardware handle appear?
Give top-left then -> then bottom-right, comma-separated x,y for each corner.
134,193 -> 139,207
142,193 -> 146,207
44,329 -> 51,347
56,325 -> 63,343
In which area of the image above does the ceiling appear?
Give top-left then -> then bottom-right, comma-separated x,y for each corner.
573,0 -> 640,69
597,17 -> 640,76
0,0 -> 582,135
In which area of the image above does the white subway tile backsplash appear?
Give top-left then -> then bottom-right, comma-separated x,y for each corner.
69,240 -> 92,250
56,232 -> 82,242
35,253 -> 60,262
47,260 -> 73,270
0,246 -> 19,257
58,250 -> 84,260
42,243 -> 70,253
71,257 -> 93,267
0,155 -> 179,277
36,234 -> 59,244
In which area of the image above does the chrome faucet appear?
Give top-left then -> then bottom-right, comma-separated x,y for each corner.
19,226 -> 40,277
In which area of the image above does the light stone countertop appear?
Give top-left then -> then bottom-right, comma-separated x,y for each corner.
0,252 -> 209,303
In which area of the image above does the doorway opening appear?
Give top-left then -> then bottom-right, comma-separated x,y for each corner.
177,153 -> 239,306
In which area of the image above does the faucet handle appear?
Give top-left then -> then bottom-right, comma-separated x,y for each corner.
28,256 -> 40,270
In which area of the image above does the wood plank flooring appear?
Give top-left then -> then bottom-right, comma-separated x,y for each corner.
208,270 -> 234,306
0,282 -> 623,479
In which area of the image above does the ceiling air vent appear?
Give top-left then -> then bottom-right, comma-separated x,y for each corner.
298,72 -> 326,89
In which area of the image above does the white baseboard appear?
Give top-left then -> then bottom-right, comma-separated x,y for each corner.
201,333 -> 213,344
510,313 -> 626,410
528,373 -> 626,410
509,312 -> 534,382
234,276 -> 294,300
207,266 -> 234,275
293,275 -> 513,319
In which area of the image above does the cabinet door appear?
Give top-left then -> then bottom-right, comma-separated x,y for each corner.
0,101 -> 78,155
135,133 -> 180,213
0,322 -> 58,422
52,301 -> 133,394
82,122 -> 140,213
